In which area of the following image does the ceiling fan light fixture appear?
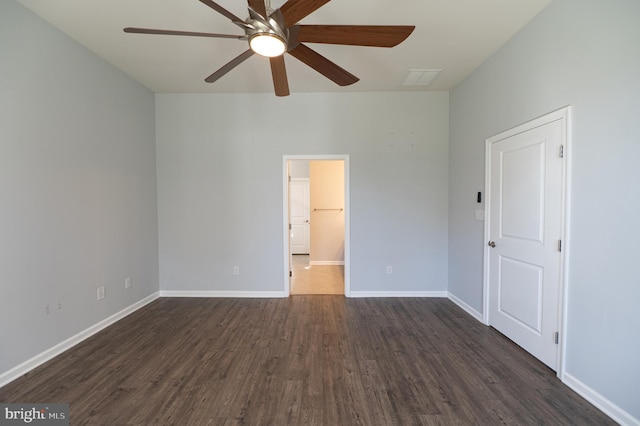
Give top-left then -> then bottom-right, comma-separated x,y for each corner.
249,33 -> 286,57
124,0 -> 416,96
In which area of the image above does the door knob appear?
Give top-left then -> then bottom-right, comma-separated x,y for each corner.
488,241 -> 496,248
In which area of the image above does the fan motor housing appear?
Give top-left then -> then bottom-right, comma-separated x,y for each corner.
245,9 -> 289,56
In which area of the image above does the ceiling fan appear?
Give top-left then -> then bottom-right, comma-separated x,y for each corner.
124,0 -> 415,96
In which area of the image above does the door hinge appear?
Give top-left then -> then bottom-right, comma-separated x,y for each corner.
559,145 -> 564,158
289,270 -> 292,277
558,240 -> 562,252
289,223 -> 292,230
288,175 -> 292,182
554,332 -> 559,344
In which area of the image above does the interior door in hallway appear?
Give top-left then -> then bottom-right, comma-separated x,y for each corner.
486,111 -> 568,371
290,178 -> 310,254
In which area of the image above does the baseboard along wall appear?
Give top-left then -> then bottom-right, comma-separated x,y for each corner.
0,292 -> 160,389
308,261 -> 345,266
158,291 -> 287,298
349,291 -> 448,298
1,291 -> 636,425
562,373 -> 640,426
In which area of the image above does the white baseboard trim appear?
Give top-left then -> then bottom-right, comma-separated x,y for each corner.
350,291 -> 448,298
309,261 -> 344,266
0,292 -> 160,389
159,290 -> 287,298
562,372 -> 639,426
5,290 -> 633,426
447,292 -> 484,322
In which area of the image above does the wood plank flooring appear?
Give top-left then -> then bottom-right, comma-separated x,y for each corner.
0,297 -> 613,425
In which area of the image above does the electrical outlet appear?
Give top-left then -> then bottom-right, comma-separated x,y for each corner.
57,302 -> 62,311
45,305 -> 50,315
97,286 -> 105,300
125,277 -> 132,289
386,266 -> 393,275
233,266 -> 240,275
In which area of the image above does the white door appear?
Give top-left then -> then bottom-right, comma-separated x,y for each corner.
290,178 -> 310,254
486,110 -> 568,371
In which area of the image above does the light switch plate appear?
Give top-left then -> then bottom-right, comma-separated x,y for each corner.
475,210 -> 485,221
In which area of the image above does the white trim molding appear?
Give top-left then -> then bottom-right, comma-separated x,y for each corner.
1,289 -> 635,426
350,291 -> 448,298
563,373 -> 640,426
159,291 -> 286,298
483,106 -> 572,378
283,155 -> 351,298
0,292 -> 160,389
309,261 -> 344,266
448,292 -> 483,322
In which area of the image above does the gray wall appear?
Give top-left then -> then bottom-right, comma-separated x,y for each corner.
5,0 -> 634,420
156,92 -> 449,294
449,0 -> 640,419
289,160 -> 310,179
0,1 -> 158,375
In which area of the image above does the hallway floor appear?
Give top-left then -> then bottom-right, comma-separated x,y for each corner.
290,255 -> 344,295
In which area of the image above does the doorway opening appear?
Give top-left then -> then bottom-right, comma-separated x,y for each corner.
283,155 -> 350,296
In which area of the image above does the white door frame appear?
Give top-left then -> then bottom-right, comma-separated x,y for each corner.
283,155 -> 350,297
483,106 -> 571,378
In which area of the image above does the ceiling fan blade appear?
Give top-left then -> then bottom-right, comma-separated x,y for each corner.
270,56 -> 290,97
247,0 -> 267,18
199,0 -> 244,23
124,27 -> 246,40
205,49 -> 255,83
279,0 -> 331,26
288,43 -> 358,86
297,25 -> 415,47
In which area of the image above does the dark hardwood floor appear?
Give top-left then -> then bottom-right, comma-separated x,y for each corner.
0,297 -> 613,425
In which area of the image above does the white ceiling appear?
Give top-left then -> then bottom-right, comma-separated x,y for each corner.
17,0 -> 552,94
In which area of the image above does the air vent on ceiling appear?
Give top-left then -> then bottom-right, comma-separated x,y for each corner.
403,69 -> 442,87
